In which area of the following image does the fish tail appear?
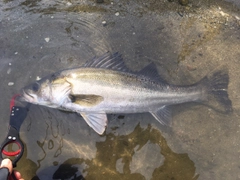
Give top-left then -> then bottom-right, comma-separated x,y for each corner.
200,67 -> 232,112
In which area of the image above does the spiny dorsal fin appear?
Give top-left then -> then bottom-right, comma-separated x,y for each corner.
83,52 -> 130,72
69,94 -> 104,107
138,63 -> 167,83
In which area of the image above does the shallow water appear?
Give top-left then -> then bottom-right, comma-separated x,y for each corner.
0,0 -> 240,179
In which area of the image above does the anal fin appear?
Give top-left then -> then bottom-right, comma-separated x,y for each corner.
150,106 -> 172,126
79,112 -> 107,135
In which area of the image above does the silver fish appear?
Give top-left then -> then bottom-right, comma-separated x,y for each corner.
21,52 -> 232,134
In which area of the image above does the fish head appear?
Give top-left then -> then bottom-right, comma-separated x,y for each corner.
21,74 -> 72,108
21,76 -> 56,107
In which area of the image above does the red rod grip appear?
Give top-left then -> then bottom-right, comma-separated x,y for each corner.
10,94 -> 21,110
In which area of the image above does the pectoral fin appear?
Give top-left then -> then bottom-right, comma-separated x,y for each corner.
150,106 -> 172,126
69,94 -> 104,107
80,112 -> 107,135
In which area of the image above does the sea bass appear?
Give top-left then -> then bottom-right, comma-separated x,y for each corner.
21,52 -> 232,134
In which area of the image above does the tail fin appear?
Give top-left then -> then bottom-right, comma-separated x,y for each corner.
200,67 -> 232,113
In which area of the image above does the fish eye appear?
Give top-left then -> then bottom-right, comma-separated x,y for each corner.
32,82 -> 39,92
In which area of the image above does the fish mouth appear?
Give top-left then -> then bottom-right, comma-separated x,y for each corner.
21,89 -> 35,102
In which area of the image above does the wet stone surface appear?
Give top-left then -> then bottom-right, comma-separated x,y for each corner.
0,0 -> 239,179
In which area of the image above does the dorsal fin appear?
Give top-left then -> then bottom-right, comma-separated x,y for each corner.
83,52 -> 130,72
138,62 -> 167,83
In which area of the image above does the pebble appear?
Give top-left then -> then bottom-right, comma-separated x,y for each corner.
187,65 -> 196,71
115,12 -> 119,16
45,37 -> 50,42
8,82 -> 14,86
7,68 -> 11,74
219,11 -> 228,17
179,0 -> 188,6
36,76 -> 41,80
14,52 -> 18,55
66,2 -> 72,6
102,21 -> 107,25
